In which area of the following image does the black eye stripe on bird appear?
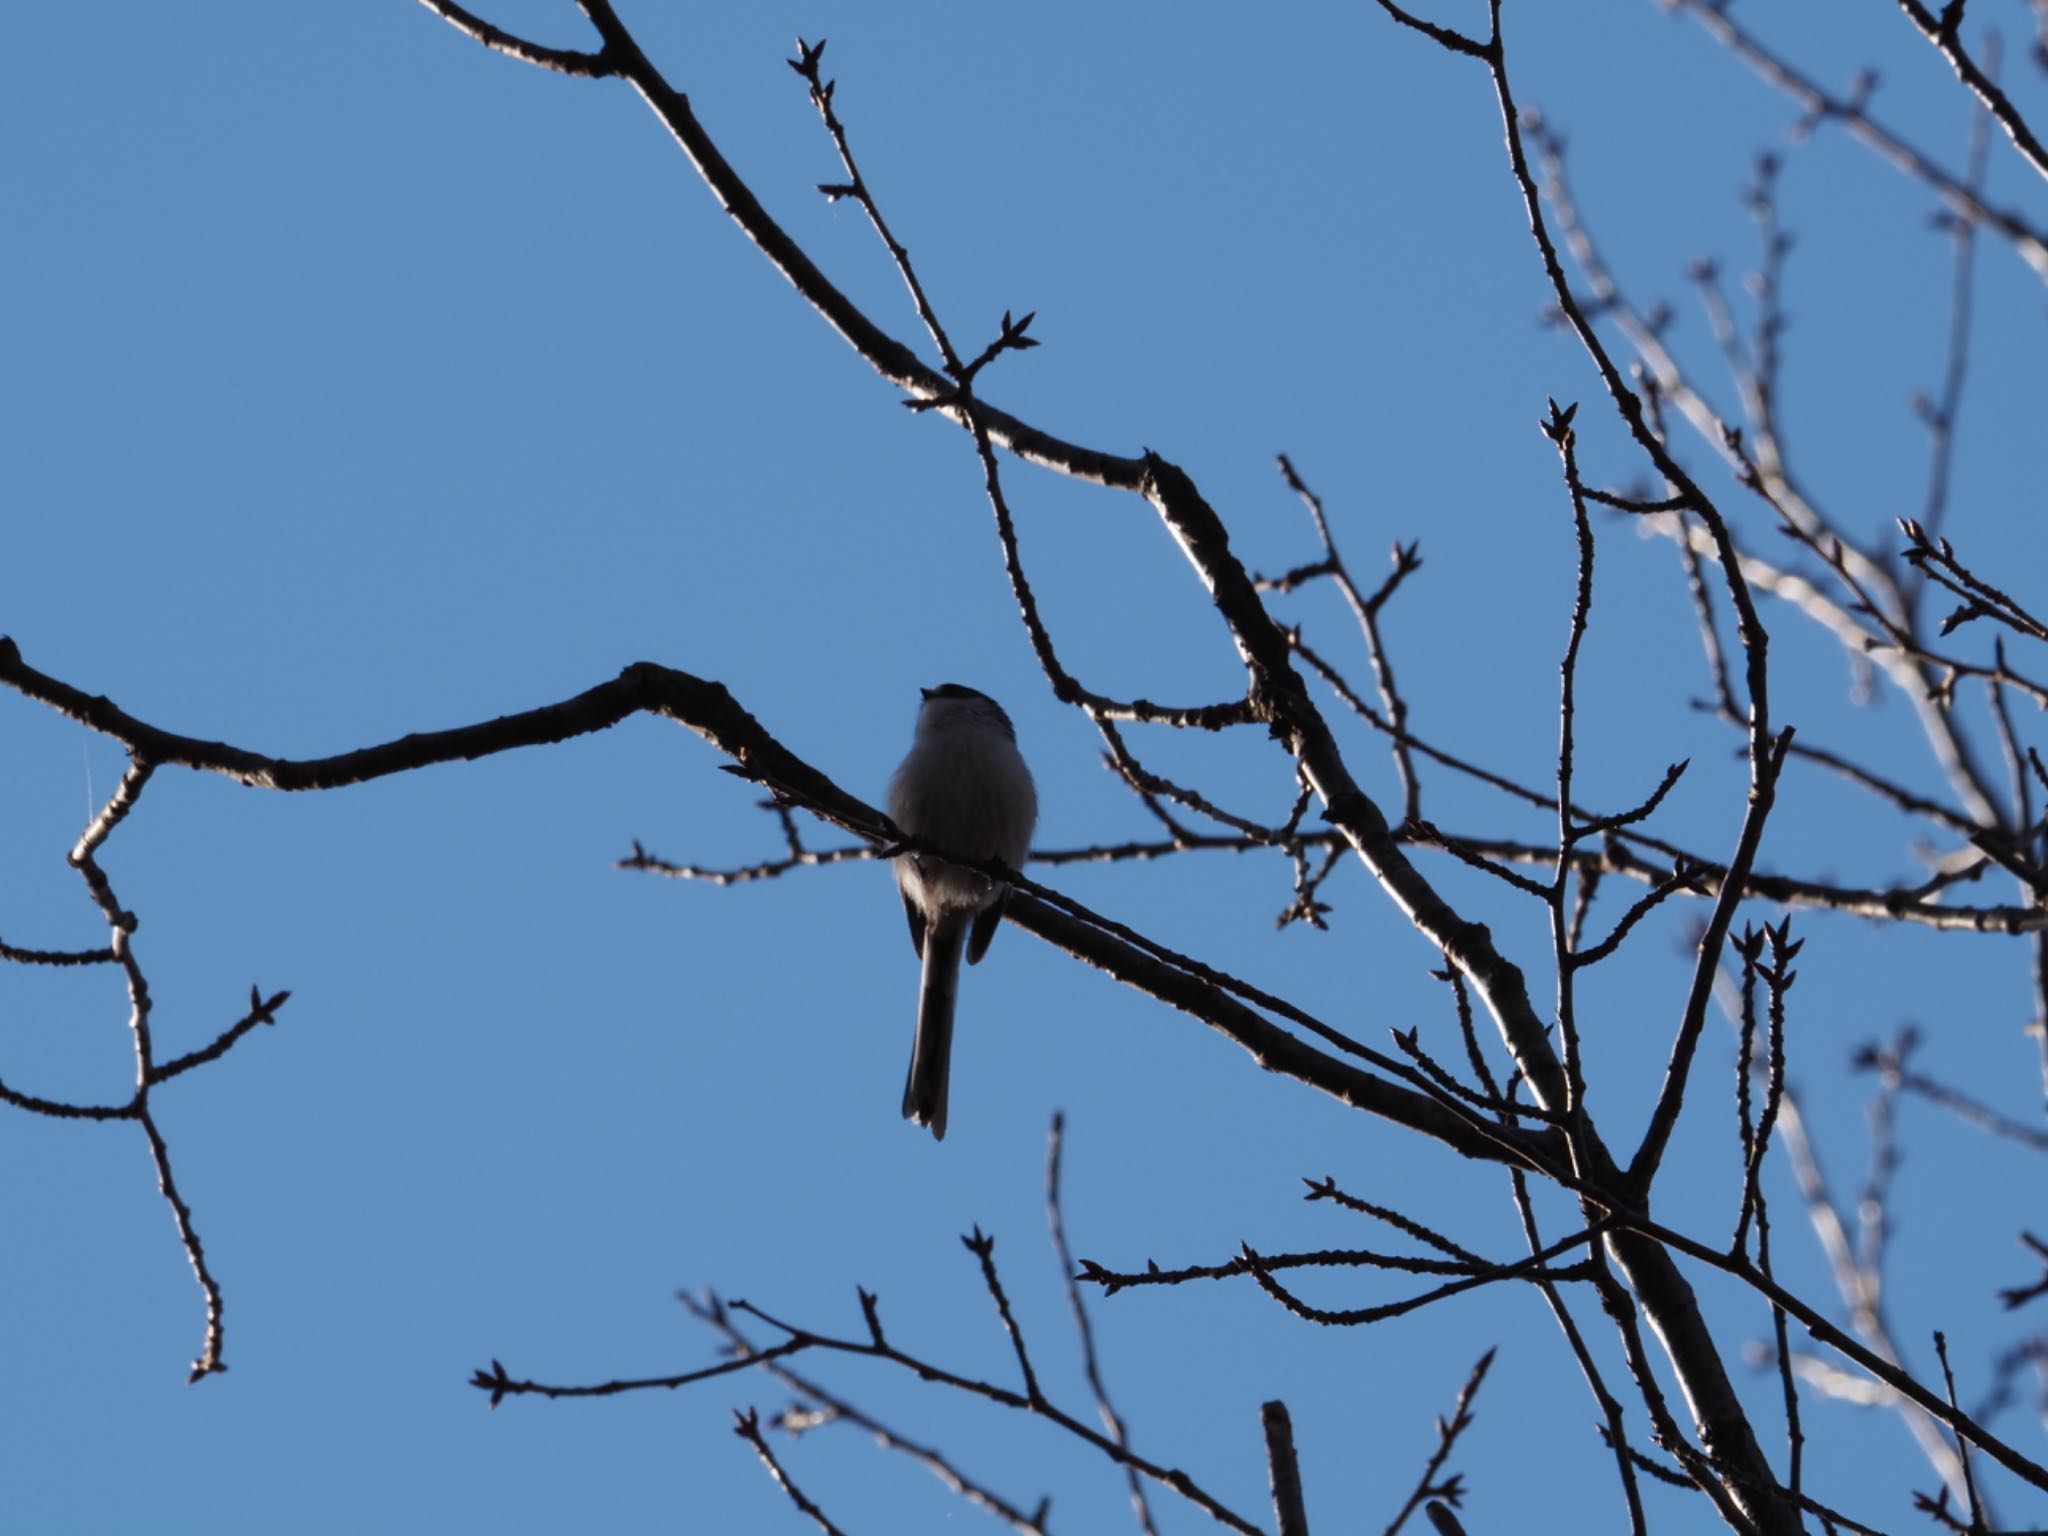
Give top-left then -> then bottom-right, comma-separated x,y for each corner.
887,685 -> 1037,1141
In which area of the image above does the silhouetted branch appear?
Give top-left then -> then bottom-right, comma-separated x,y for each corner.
1900,519 -> 2048,646
1632,729 -> 1793,1191
1894,0 -> 2048,187
1998,1233 -> 2048,1311
496,1263 -> 1270,1531
1773,1075 -> 1982,1506
1511,1170 -> 1647,1535
1083,1221 -> 1606,1329
1383,1349 -> 1494,1536
1048,1114 -> 1158,1536
1262,1400 -> 1310,1536
0,935 -> 114,966
1263,453 -> 1425,823
733,1406 -> 850,1536
412,0 -> 615,76
1912,44 -> 1992,545
1932,1331 -> 1987,1533
151,987 -> 293,1086
680,1290 -> 1051,1535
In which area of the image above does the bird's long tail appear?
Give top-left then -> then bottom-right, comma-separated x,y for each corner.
903,921 -> 965,1140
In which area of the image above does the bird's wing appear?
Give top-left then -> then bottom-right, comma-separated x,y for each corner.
965,887 -> 1009,965
902,890 -> 927,960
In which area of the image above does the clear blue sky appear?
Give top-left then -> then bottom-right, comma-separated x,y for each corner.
5,3 -> 2047,1531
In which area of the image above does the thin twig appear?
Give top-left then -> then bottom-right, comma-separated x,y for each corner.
1932,1331 -> 1986,1533
733,1406 -> 851,1536
680,1290 -> 1050,1536
1047,1115 -> 1158,1536
1384,1349 -> 1494,1536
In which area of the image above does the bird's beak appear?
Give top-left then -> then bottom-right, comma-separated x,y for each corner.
919,686 -> 934,700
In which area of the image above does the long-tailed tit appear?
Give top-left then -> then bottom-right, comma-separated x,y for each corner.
888,684 -> 1037,1140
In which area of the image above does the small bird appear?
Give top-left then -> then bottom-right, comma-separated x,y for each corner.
888,684 -> 1038,1140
